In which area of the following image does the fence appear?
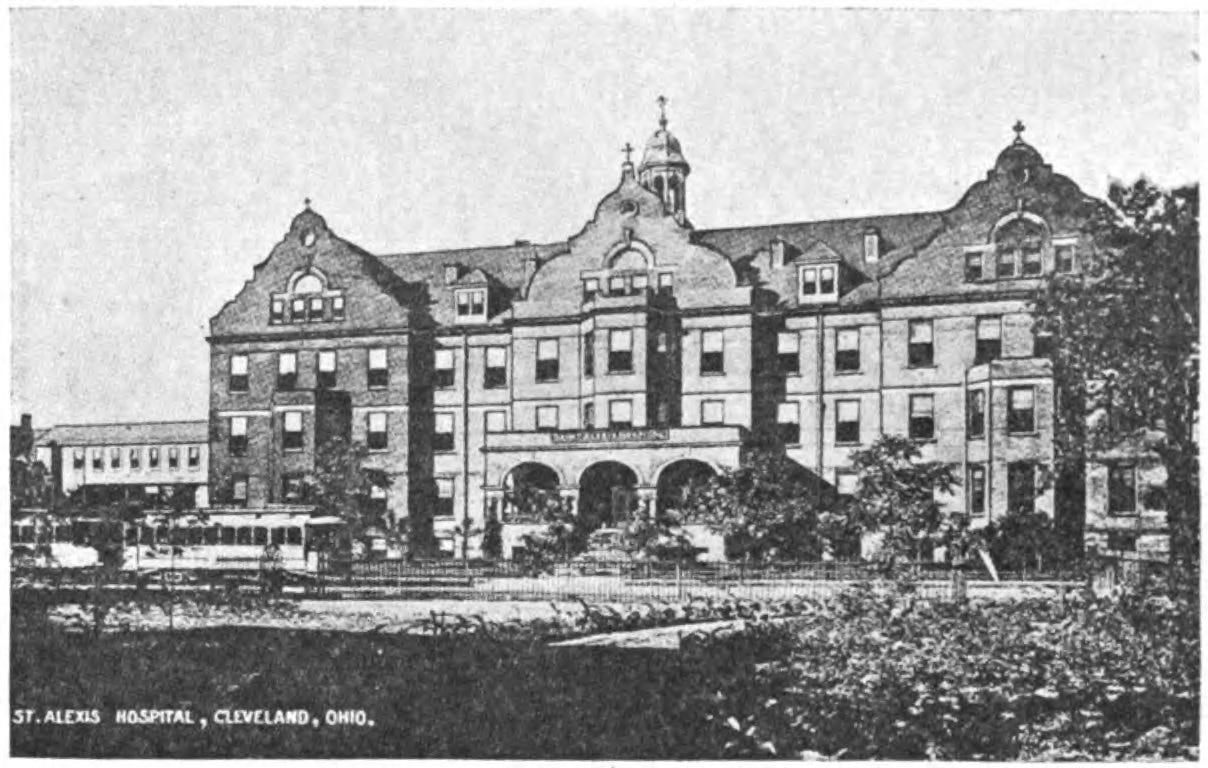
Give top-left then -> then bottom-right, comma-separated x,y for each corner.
307,558 -> 1084,602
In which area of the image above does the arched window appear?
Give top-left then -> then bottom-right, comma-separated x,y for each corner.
294,274 -> 324,294
653,176 -> 665,200
993,215 -> 1047,279
609,248 -> 648,271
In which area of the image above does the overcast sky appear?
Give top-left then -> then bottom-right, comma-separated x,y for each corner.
10,8 -> 1199,428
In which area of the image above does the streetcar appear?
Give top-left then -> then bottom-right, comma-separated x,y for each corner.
11,508 -> 348,578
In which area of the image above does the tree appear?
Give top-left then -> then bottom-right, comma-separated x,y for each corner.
845,436 -> 963,576
619,506 -> 698,563
304,436 -> 391,543
681,450 -> 826,563
1033,180 -> 1198,578
984,508 -> 1060,574
514,485 -> 588,571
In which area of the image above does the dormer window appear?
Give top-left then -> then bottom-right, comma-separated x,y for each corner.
583,278 -> 600,301
799,264 -> 839,303
455,288 -> 487,323
270,299 -> 285,323
608,275 -> 627,296
993,214 -> 1047,280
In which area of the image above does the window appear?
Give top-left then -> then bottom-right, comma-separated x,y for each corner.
434,413 -> 455,452
777,402 -> 800,445
583,332 -> 595,378
282,473 -> 306,502
1022,247 -> 1043,276
656,331 -> 669,353
149,447 -> 160,469
1007,387 -> 1035,433
277,352 -> 297,390
270,300 -> 285,323
536,338 -> 560,381
975,316 -> 1002,365
168,446 -> 180,469
316,350 -> 337,389
1033,330 -> 1054,359
1007,462 -> 1036,514
800,265 -> 838,299
536,405 -> 559,432
434,349 -> 455,389
835,400 -> 861,444
231,475 -> 248,506
230,416 -> 248,456
968,464 -> 987,516
368,348 -> 389,388
909,394 -> 935,440
701,400 -> 725,426
658,272 -> 674,292
835,328 -> 860,372
819,266 -> 836,294
607,275 -> 627,296
484,346 -> 507,389
967,389 -> 986,439
1055,245 -> 1076,274
229,354 -> 249,392
282,411 -> 304,451
836,471 -> 858,496
332,296 -> 345,321
997,250 -> 1018,278
455,289 -> 487,321
367,412 -> 388,450
801,267 -> 818,296
908,320 -> 933,367
609,400 -> 632,429
236,527 -> 253,545
485,410 -> 507,434
110,447 -> 121,469
92,449 -> 103,471
583,402 -> 595,429
307,296 -> 325,322
129,448 -> 141,470
608,329 -> 633,373
435,478 -> 455,518
1107,532 -> 1138,552
291,297 -> 306,320
632,273 -> 649,291
1108,464 -> 1137,515
778,332 -> 799,374
583,278 -> 600,302
72,449 -> 85,470
700,330 -> 725,374
964,252 -> 983,281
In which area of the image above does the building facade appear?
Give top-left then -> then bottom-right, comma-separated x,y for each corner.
208,110 -> 1101,557
35,421 -> 210,508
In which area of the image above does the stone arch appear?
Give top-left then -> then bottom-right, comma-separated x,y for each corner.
988,211 -> 1049,245
287,266 -> 329,293
577,460 -> 640,529
604,238 -> 655,270
501,462 -> 563,522
654,458 -> 718,514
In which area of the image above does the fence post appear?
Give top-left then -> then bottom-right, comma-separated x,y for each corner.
676,563 -> 683,602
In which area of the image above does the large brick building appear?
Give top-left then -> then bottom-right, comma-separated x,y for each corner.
207,108 -> 1100,557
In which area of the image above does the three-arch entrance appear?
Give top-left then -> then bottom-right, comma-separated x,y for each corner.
656,459 -> 716,516
501,462 -> 560,522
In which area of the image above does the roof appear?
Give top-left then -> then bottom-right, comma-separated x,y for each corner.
36,420 -> 208,447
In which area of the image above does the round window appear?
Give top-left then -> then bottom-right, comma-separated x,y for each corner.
620,200 -> 639,216
301,229 -> 317,247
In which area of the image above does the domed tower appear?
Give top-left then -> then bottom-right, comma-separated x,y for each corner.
993,120 -> 1047,185
638,96 -> 691,224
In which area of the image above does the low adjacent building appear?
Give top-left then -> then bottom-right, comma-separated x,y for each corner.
35,421 -> 210,509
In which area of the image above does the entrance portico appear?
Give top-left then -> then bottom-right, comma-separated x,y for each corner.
485,425 -> 743,557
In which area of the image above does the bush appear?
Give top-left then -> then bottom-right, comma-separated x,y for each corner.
695,580 -> 1198,759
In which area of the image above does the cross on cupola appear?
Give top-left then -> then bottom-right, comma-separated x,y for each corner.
1012,119 -> 1026,141
622,142 -> 634,164
657,95 -> 668,129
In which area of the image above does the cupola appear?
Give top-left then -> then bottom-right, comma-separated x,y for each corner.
638,95 -> 691,224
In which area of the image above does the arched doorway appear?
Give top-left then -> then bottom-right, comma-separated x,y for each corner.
656,459 -> 716,516
503,463 -> 560,523
578,461 -> 638,530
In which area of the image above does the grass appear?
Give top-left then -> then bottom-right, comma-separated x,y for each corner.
10,618 -> 744,758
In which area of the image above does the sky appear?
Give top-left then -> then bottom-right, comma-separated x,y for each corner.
9,8 -> 1199,428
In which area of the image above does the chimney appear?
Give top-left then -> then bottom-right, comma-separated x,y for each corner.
863,227 -> 880,263
443,264 -> 459,285
21,413 -> 32,430
521,249 -> 538,297
770,239 -> 786,270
